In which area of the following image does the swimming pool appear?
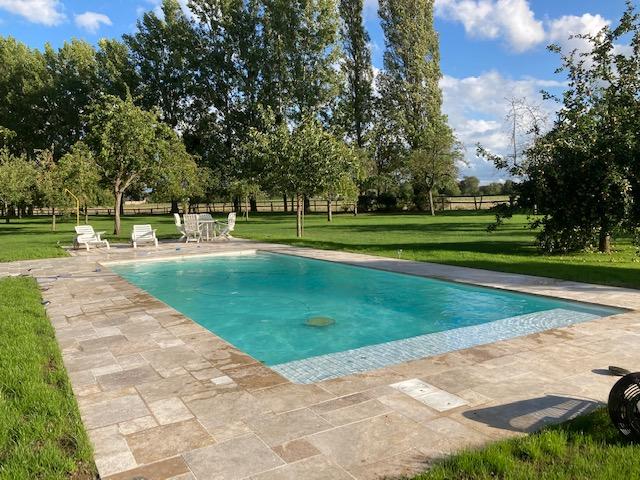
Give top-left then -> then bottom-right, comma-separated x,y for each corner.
112,252 -> 623,383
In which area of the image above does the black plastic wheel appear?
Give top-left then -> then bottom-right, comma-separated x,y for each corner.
608,372 -> 640,440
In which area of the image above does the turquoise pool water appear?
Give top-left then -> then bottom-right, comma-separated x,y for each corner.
112,252 -> 621,367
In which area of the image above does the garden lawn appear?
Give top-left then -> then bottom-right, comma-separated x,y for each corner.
0,215 -> 179,262
0,276 -> 95,479
1,211 -> 639,288
234,211 -> 640,289
413,408 -> 640,480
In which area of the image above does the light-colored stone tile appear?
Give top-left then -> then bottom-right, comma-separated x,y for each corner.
149,397 -> 194,425
82,394 -> 150,429
89,425 -> 137,477
118,415 -> 158,436
126,419 -> 214,464
184,390 -> 270,428
319,399 -> 391,427
250,455 -> 352,480
97,365 -> 161,389
346,449 -> 430,480
183,434 -> 284,480
103,456 -> 190,480
307,412 -> 430,468
272,438 -> 321,463
246,409 -> 332,447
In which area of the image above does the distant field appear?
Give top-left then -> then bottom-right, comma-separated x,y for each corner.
1,211 -> 638,289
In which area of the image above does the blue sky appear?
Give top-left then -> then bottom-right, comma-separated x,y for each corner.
0,0 -> 634,181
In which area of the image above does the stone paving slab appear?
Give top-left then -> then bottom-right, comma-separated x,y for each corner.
1,239 -> 639,479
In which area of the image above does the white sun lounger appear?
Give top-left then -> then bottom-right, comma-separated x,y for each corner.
74,225 -> 110,251
131,224 -> 158,249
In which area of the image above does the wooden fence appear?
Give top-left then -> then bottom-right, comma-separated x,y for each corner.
29,195 -> 511,217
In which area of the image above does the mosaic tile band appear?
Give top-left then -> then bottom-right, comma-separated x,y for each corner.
271,308 -> 601,384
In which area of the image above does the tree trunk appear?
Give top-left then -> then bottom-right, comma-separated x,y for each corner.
245,196 -> 249,221
599,230 -> 611,253
84,202 -> 89,224
119,197 -> 125,217
170,199 -> 180,214
51,206 -> 56,232
4,202 -> 9,223
327,199 -> 333,222
428,189 -> 435,216
296,194 -> 303,238
283,194 -> 288,213
249,195 -> 257,213
114,191 -> 123,235
303,195 -> 310,215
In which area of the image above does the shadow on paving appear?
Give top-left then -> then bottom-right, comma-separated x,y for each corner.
463,395 -> 603,433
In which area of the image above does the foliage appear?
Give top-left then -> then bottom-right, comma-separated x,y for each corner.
459,176 -> 481,195
408,120 -> 462,215
246,114 -> 355,235
336,0 -> 373,148
34,150 -> 67,230
125,0 -> 197,129
58,142 -> 102,219
0,277 -> 95,479
485,3 -> 640,254
86,95 -> 195,234
0,149 -> 37,222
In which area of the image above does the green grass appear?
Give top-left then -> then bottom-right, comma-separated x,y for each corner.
232,211 -> 640,289
1,211 -> 639,288
0,277 -> 95,479
414,409 -> 640,480
0,215 -> 181,262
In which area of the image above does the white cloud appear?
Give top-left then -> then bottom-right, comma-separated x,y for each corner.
74,11 -> 112,33
440,71 -> 564,181
547,13 -> 610,54
435,0 -> 545,52
0,0 -> 65,25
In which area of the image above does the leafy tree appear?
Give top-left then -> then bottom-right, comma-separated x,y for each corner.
377,0 -> 444,151
247,115 -> 353,236
337,0 -> 373,148
459,176 -> 480,195
377,0 -> 457,212
479,182 -> 504,196
86,95 -> 195,235
502,2 -> 640,253
125,0 -> 197,129
0,149 -> 37,222
0,37 -> 50,154
35,150 -> 67,230
96,39 -> 139,99
58,142 -> 101,224
151,135 -> 205,210
43,40 -> 99,155
408,122 -> 462,215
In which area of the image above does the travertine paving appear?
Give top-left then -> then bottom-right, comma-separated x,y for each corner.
2,239 -> 640,480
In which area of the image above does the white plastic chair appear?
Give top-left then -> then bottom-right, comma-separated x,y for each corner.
183,214 -> 202,243
131,224 -> 158,249
174,213 -> 186,241
217,212 -> 236,240
74,225 -> 110,251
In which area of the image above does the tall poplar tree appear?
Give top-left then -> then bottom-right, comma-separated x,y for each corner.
377,0 -> 457,213
377,0 -> 446,150
337,0 -> 373,148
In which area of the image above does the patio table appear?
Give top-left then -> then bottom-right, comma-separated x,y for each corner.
197,218 -> 218,241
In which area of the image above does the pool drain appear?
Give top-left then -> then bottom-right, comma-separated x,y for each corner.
305,316 -> 335,327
